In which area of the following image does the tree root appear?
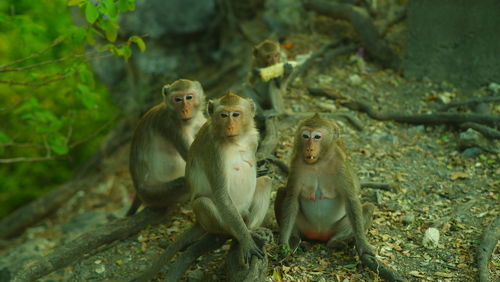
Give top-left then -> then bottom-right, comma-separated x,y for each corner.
11,207 -> 167,282
308,87 -> 500,126
303,0 -> 400,69
439,96 -> 500,112
477,216 -> 500,282
360,253 -> 405,282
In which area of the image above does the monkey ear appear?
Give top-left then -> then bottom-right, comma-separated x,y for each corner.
248,99 -> 256,117
207,100 -> 214,115
162,84 -> 170,99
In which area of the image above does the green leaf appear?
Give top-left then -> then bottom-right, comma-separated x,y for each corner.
99,20 -> 118,42
129,35 -> 146,52
0,131 -> 12,144
118,0 -> 135,12
101,0 -> 118,18
68,0 -> 84,6
85,2 -> 99,24
48,134 -> 69,155
117,45 -> 132,60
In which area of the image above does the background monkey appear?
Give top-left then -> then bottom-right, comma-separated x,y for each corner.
275,114 -> 375,256
186,92 -> 272,265
242,40 -> 294,114
127,79 -> 206,215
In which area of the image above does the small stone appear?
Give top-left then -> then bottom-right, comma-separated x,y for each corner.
95,264 -> 105,274
402,213 -> 415,225
422,227 -> 440,249
463,147 -> 481,158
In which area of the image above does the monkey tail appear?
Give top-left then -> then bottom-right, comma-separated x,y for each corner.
125,196 -> 142,217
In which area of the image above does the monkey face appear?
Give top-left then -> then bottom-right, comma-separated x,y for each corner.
217,107 -> 244,142
264,51 -> 280,66
300,129 -> 324,164
172,91 -> 196,121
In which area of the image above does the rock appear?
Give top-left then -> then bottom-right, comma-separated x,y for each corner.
463,147 -> 481,158
422,227 -> 440,249
263,0 -> 304,35
121,0 -> 217,39
0,238 -> 49,274
458,128 -> 499,153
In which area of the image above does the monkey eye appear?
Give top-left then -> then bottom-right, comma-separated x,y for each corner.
302,131 -> 311,139
220,112 -> 229,118
232,112 -> 240,117
174,96 -> 183,102
185,94 -> 193,100
312,131 -> 322,140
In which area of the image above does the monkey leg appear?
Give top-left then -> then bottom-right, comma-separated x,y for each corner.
327,203 -> 375,248
125,196 -> 142,216
192,197 -> 233,235
138,177 -> 188,209
246,176 -> 272,230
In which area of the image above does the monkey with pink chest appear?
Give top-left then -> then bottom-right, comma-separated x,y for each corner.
127,79 -> 206,216
275,114 -> 375,256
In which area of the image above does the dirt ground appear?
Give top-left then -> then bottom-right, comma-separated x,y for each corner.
1,22 -> 499,282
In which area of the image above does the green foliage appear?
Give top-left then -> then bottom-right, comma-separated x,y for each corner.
0,0 -> 143,218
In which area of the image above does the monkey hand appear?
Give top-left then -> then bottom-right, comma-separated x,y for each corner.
283,62 -> 294,77
238,238 -> 264,266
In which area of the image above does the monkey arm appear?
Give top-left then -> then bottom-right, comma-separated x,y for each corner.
279,178 -> 300,248
341,173 -> 375,256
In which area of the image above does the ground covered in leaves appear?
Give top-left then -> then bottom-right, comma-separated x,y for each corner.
1,32 -> 499,281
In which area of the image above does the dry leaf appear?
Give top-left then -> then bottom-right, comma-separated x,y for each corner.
434,271 -> 454,278
409,270 -> 425,278
450,171 -> 469,180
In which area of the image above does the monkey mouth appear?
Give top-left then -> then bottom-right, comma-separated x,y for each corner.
227,134 -> 239,141
182,117 -> 193,122
304,156 -> 318,163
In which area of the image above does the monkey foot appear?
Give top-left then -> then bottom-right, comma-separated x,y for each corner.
251,227 -> 273,249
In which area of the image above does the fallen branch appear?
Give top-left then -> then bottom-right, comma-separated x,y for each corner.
318,44 -> 357,71
309,87 -> 500,126
303,0 -> 400,68
12,207 -> 168,282
460,122 -> 500,140
477,216 -> 500,282
360,253 -> 405,282
439,96 -> 500,111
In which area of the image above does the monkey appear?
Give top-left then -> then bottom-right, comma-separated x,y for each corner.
127,79 -> 206,216
275,113 -> 375,257
240,40 -> 295,115
186,92 -> 272,266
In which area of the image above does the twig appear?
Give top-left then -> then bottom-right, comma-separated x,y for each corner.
0,75 -> 69,87
460,122 -> 500,140
477,216 -> 500,282
0,155 -> 64,164
12,207 -> 168,282
439,96 -> 500,111
0,38 -> 64,70
361,182 -> 395,191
